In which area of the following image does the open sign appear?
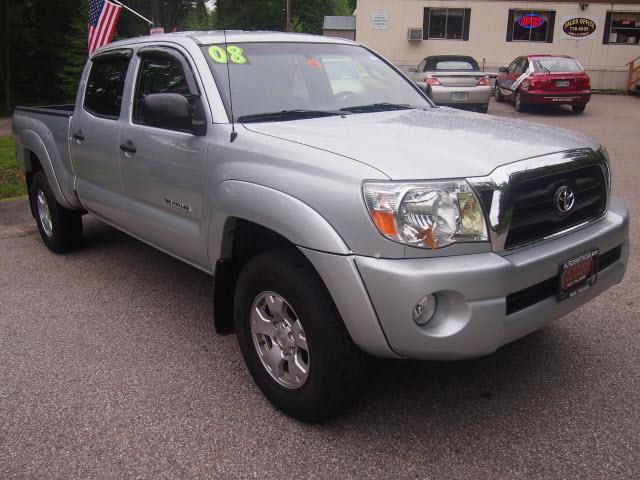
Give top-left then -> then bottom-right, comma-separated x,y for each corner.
518,13 -> 546,29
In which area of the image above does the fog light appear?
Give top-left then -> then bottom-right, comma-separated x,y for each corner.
413,294 -> 437,325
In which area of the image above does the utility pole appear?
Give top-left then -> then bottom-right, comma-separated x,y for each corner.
286,0 -> 291,31
3,0 -> 10,111
150,0 -> 161,28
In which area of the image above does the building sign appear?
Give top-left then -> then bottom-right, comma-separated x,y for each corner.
561,16 -> 598,39
371,12 -> 389,30
150,27 -> 165,35
517,13 -> 545,29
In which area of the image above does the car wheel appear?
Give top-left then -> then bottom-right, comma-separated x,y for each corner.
495,86 -> 504,102
30,171 -> 83,253
572,105 -> 586,114
234,248 -> 369,422
515,92 -> 526,112
477,104 -> 489,114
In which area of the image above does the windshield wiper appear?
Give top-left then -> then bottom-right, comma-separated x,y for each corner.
237,109 -> 348,123
339,103 -> 415,113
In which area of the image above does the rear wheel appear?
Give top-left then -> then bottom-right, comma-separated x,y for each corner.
234,248 -> 369,422
31,171 -> 83,253
572,104 -> 586,114
477,104 -> 489,114
515,92 -> 526,112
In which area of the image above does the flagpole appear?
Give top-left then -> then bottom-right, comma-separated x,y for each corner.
111,0 -> 153,25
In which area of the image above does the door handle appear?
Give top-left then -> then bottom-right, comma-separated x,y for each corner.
119,141 -> 137,154
72,131 -> 84,141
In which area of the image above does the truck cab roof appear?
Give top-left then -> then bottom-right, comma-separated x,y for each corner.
96,30 -> 357,57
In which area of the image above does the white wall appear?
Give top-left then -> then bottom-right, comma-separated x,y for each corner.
355,0 -> 640,88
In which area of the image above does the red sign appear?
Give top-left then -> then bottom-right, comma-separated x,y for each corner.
150,27 -> 165,35
518,13 -> 545,29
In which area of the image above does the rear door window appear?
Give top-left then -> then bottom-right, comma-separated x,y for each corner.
84,53 -> 131,119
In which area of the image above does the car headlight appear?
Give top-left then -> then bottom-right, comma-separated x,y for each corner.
363,180 -> 488,249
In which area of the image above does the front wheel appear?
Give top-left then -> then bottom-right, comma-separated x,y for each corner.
495,86 -> 504,102
234,248 -> 369,422
30,171 -> 83,253
572,104 -> 586,114
515,92 -> 526,112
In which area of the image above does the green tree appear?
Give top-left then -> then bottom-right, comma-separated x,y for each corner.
58,0 -> 89,102
216,0 -> 354,34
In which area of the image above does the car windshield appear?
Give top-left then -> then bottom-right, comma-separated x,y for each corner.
533,57 -> 583,73
202,42 -> 431,122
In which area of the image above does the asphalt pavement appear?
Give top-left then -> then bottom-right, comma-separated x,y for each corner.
1,95 -> 639,479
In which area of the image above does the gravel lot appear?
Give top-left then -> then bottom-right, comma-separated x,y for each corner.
1,95 -> 639,479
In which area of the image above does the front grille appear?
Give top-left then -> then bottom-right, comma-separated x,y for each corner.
505,165 -> 607,249
505,245 -> 622,315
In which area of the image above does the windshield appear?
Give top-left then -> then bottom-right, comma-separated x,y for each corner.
202,42 -> 431,122
533,57 -> 583,73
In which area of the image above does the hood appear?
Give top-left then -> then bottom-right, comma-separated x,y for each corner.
242,108 -> 599,180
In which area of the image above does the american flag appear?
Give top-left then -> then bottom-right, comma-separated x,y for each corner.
88,0 -> 122,54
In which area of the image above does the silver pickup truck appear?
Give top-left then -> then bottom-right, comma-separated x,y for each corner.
12,31 -> 629,421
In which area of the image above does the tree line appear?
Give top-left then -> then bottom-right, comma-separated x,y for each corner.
0,0 -> 356,113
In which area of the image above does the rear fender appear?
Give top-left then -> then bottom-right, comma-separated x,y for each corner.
18,128 -> 78,209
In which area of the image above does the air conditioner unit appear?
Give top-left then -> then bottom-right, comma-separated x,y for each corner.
408,28 -> 423,41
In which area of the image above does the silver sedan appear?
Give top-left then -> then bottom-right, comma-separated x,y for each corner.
410,55 -> 492,113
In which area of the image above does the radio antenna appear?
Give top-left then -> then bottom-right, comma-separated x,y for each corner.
221,10 -> 237,142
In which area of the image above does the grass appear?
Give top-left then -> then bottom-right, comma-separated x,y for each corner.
0,136 -> 28,200
592,89 -> 627,95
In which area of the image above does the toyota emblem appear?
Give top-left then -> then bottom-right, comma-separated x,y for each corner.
555,186 -> 576,214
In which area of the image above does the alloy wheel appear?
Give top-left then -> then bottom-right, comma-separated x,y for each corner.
250,291 -> 310,389
36,190 -> 53,237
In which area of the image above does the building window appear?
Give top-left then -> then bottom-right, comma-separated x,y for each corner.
507,10 -> 556,43
423,8 -> 471,41
604,11 -> 640,44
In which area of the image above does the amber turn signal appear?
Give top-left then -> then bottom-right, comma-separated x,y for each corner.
370,211 -> 397,236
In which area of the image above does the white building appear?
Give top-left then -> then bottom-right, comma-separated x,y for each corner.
354,0 -> 640,89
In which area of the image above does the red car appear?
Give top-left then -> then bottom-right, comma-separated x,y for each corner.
496,55 -> 591,113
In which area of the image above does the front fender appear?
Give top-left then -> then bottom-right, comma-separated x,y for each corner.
210,180 -> 351,261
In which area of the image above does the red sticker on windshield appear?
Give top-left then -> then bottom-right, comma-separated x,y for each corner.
307,59 -> 322,68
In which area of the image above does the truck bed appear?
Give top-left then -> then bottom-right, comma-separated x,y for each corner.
14,104 -> 75,117
12,104 -> 78,209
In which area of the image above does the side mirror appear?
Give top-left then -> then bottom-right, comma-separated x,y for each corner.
498,66 -> 508,73
141,93 -> 202,135
409,67 -> 417,73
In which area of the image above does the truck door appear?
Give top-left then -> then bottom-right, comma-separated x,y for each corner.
118,47 -> 209,268
71,50 -> 132,226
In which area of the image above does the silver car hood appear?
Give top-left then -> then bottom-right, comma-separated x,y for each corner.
242,107 -> 599,180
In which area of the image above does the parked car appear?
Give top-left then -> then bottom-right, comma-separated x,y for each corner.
409,55 -> 492,113
496,55 -> 591,113
12,32 -> 628,422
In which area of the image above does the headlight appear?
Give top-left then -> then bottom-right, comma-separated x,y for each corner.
363,180 -> 488,249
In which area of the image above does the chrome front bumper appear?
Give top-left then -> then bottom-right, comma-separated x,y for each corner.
302,197 -> 629,360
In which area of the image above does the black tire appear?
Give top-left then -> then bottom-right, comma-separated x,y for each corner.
572,104 -> 586,114
477,104 -> 489,114
30,171 -> 83,253
515,92 -> 526,112
234,248 -> 369,422
495,86 -> 504,103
